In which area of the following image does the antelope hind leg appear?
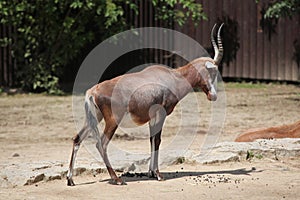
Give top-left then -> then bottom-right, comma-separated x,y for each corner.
67,126 -> 89,186
95,124 -> 125,185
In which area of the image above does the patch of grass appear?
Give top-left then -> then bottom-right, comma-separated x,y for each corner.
226,82 -> 267,89
246,150 -> 255,160
246,150 -> 263,160
174,156 -> 186,164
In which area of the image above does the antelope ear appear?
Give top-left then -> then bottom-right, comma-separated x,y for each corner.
205,61 -> 216,69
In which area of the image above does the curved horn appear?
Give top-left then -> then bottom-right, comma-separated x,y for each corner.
211,24 -> 219,61
215,23 -> 224,65
213,23 -> 224,65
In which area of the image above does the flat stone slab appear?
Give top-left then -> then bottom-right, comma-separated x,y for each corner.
194,138 -> 300,164
1,138 -> 299,187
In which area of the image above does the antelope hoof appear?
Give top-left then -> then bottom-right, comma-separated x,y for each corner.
156,171 -> 164,181
148,170 -> 164,181
110,177 -> 126,185
67,178 -> 75,186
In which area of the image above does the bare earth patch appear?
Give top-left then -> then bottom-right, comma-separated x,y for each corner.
0,83 -> 299,199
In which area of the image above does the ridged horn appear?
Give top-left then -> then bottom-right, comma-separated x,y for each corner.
211,23 -> 224,65
211,24 -> 218,60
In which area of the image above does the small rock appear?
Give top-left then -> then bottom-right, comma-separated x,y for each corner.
25,173 -> 45,185
1,175 -> 8,180
47,175 -> 62,181
128,163 -> 136,171
12,153 -> 20,157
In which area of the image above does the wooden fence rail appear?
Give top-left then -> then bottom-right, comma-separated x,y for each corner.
176,0 -> 300,81
1,0 -> 299,88
0,24 -> 16,87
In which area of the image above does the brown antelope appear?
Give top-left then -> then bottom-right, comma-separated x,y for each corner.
67,24 -> 224,186
235,120 -> 300,142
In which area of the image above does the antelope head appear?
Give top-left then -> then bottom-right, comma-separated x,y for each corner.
197,23 -> 224,101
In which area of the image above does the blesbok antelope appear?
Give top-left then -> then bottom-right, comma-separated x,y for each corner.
67,24 -> 224,186
235,120 -> 300,142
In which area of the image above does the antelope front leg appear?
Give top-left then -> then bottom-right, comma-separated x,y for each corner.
149,132 -> 164,181
148,105 -> 166,181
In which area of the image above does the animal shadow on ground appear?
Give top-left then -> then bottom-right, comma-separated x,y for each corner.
96,167 -> 260,185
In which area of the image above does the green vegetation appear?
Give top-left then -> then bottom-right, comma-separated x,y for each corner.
246,150 -> 263,160
256,0 -> 300,60
174,156 -> 186,164
0,0 -> 206,94
257,0 -> 300,19
226,82 -> 267,89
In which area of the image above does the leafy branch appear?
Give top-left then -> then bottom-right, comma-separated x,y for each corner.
0,0 -> 206,93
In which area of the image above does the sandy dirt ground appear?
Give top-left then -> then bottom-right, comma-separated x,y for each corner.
0,82 -> 300,199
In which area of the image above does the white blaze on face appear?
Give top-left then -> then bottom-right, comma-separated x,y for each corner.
209,84 -> 217,101
205,61 -> 218,101
205,61 -> 218,81
205,61 -> 215,69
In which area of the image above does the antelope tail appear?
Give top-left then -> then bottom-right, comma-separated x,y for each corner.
84,94 -> 99,129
